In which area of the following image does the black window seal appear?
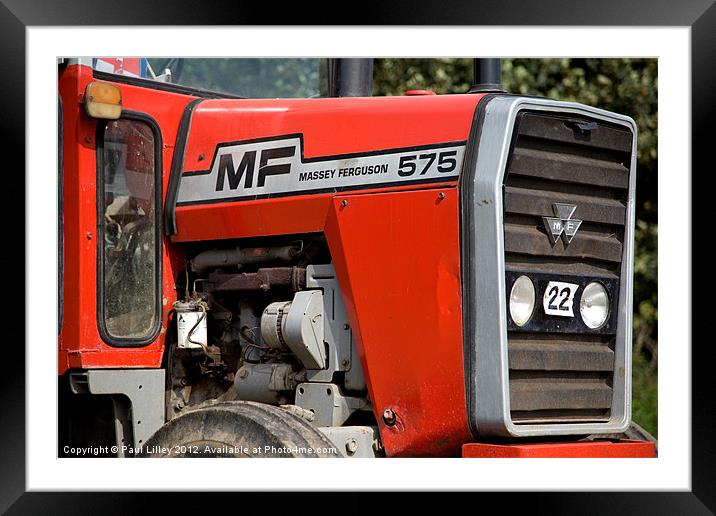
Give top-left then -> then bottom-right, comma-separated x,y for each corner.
96,110 -> 163,347
164,98 -> 204,236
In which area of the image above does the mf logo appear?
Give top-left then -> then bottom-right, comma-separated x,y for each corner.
543,203 -> 582,245
215,145 -> 296,191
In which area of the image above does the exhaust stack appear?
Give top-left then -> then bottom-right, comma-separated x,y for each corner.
328,58 -> 374,97
470,58 -> 504,93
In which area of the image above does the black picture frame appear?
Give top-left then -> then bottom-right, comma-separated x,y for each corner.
5,1 -> 708,513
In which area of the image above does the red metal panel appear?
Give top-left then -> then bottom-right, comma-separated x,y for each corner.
172,181 -> 459,242
58,64 -> 195,375
174,194 -> 334,242
325,187 -> 471,457
462,440 -> 657,458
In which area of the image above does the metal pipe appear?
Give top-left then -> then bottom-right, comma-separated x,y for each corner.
328,58 -> 374,97
190,244 -> 302,273
470,58 -> 504,93
207,267 -> 306,293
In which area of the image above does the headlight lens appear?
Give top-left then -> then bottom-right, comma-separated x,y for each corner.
509,275 -> 535,327
580,281 -> 610,329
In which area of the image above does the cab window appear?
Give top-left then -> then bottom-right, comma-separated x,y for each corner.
99,117 -> 160,342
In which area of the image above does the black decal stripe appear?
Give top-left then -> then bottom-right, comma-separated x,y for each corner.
175,177 -> 458,207
181,133 -> 467,177
164,97 -> 205,235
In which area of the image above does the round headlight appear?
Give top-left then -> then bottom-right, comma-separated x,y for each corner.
580,281 -> 610,329
509,275 -> 535,327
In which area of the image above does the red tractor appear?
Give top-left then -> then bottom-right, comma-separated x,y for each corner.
58,57 -> 655,458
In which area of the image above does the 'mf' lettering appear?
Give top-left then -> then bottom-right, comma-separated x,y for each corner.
258,146 -> 295,187
215,145 -> 295,191
215,151 -> 256,191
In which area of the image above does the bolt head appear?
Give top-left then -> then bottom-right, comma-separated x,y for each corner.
345,438 -> 358,454
340,199 -> 349,208
382,408 -> 397,426
238,368 -> 249,379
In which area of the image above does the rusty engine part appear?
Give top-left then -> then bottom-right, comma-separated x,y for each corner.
189,243 -> 303,273
206,267 -> 306,293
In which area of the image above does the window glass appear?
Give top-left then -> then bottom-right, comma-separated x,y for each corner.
145,58 -> 326,98
101,119 -> 158,340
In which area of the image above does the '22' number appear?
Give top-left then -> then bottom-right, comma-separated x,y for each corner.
397,150 -> 458,177
547,286 -> 571,311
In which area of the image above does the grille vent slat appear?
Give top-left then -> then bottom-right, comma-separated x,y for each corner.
504,186 -> 627,226
504,223 -> 623,264
510,146 -> 630,190
517,114 -> 633,153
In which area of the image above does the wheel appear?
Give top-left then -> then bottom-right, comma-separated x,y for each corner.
137,401 -> 339,458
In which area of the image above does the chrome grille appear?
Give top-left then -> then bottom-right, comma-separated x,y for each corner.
503,111 -> 633,424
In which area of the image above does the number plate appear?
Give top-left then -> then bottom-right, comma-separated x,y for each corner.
543,281 -> 579,317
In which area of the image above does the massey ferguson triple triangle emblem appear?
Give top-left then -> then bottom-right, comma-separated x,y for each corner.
543,203 -> 582,245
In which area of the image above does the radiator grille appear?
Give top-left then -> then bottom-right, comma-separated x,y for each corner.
503,112 -> 633,425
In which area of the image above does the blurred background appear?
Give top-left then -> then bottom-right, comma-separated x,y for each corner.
147,57 -> 658,436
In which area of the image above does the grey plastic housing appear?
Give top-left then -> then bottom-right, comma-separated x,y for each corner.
261,290 -> 326,370
461,96 -> 637,438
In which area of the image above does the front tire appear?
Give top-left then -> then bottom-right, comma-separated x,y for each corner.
138,401 -> 339,458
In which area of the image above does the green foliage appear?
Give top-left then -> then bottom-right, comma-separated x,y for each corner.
632,346 -> 658,437
374,58 -> 658,436
373,58 -> 474,96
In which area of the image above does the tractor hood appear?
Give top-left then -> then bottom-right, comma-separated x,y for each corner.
166,94 -> 485,242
